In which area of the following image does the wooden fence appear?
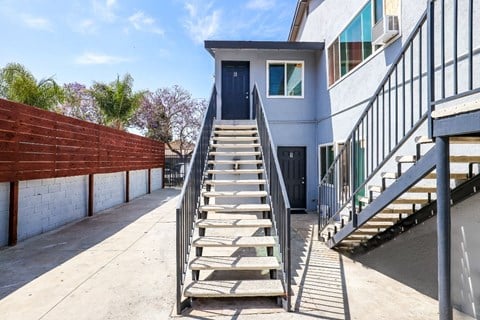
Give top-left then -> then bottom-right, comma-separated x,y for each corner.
0,99 -> 164,181
0,98 -> 165,245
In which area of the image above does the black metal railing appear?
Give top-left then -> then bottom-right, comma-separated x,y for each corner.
319,11 -> 429,234
165,155 -> 192,187
428,0 -> 480,136
253,84 -> 292,311
176,86 -> 216,314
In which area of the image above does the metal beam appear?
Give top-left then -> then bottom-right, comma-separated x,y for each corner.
436,136 -> 452,320
433,110 -> 480,137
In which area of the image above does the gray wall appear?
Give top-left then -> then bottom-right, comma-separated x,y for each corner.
213,49 -> 319,210
353,192 -> 480,318
0,183 -> 9,246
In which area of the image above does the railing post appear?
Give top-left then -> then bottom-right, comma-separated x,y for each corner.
427,0 -> 436,138
436,136 -> 452,320
351,136 -> 357,228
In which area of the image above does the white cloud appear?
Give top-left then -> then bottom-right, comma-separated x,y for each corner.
21,14 -> 53,31
246,0 -> 275,10
76,19 -> 96,34
92,0 -> 117,22
75,52 -> 130,65
183,1 -> 220,44
128,11 -> 164,35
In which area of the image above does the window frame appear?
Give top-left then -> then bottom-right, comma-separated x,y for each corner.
266,60 -> 305,99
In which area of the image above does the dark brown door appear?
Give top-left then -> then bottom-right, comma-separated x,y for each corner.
278,147 -> 307,210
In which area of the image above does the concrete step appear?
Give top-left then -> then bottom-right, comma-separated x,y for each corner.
381,172 -> 399,179
408,186 -> 438,193
393,197 -> 431,205
207,169 -> 264,175
214,124 -> 258,130
184,279 -> 284,298
211,143 -> 260,149
210,151 -> 261,157
368,185 -> 383,193
213,136 -> 259,142
192,236 -> 276,248
189,256 -> 279,271
205,179 -> 266,186
196,218 -> 272,228
396,155 -> 417,163
199,204 -> 271,212
208,159 -> 263,165
416,136 -> 480,144
214,130 -> 258,136
450,155 -> 480,163
431,99 -> 480,118
424,172 -> 469,180
202,191 -> 268,198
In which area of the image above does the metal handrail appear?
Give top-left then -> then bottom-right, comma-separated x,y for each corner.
319,11 -> 429,235
176,86 -> 216,314
253,84 -> 292,311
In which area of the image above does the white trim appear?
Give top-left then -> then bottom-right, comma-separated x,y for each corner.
266,60 -> 305,99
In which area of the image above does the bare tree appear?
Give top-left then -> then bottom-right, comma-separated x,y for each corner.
132,85 -> 207,157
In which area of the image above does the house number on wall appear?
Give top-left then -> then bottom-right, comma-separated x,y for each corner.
233,72 -> 238,77
289,152 -> 294,158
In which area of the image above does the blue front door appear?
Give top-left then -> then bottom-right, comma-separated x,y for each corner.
221,61 -> 250,120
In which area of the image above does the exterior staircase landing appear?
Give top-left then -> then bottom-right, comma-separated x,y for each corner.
183,120 -> 285,302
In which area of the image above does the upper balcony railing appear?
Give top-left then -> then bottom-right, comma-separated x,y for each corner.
253,84 -> 292,311
319,11 -> 429,232
176,86 -> 216,314
428,0 -> 480,136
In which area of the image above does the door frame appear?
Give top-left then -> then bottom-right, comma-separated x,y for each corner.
277,146 -> 307,210
221,60 -> 251,120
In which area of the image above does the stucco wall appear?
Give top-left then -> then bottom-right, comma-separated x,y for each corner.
151,168 -> 163,191
129,169 -> 148,200
213,49 -> 319,210
353,192 -> 480,318
94,172 -> 126,213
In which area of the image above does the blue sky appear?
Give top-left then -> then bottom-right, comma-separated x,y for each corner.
0,0 -> 298,100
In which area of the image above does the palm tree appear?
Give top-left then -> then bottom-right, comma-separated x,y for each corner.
0,62 -> 64,110
90,74 -> 144,130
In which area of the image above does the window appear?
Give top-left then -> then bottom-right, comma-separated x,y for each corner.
328,2 -> 374,86
267,61 -> 304,98
373,0 -> 383,24
319,144 -> 335,183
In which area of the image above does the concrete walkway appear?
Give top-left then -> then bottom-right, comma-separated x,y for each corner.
0,189 -> 472,319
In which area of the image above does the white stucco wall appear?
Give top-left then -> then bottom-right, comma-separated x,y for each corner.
0,183 -> 9,246
151,168 -> 163,191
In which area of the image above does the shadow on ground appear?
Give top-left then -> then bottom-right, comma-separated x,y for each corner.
0,188 -> 179,300
182,212 -> 351,319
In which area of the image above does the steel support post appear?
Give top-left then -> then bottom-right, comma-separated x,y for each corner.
436,136 -> 452,320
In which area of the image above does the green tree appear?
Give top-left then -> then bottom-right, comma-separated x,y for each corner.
90,74 -> 144,130
0,62 -> 64,110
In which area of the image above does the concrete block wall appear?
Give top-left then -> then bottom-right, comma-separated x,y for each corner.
17,176 -> 88,241
130,170 -> 148,200
0,183 -> 9,246
151,168 -> 163,191
94,172 -> 126,213
0,168 -> 163,247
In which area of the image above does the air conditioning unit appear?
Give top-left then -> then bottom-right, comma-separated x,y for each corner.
372,15 -> 399,45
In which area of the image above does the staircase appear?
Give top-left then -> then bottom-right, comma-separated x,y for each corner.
182,120 -> 285,302
318,4 -> 480,255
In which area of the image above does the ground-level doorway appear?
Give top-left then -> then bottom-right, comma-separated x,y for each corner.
278,146 -> 307,211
